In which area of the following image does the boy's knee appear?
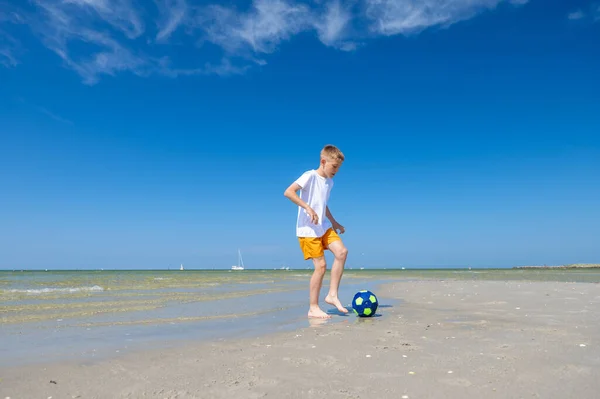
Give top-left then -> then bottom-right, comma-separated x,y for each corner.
336,247 -> 348,260
313,257 -> 327,273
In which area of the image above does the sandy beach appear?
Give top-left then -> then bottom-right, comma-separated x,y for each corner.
2,278 -> 599,398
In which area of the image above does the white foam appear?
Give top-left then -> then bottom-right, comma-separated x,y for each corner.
5,285 -> 104,294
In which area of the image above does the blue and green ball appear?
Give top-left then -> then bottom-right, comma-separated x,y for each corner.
352,290 -> 378,317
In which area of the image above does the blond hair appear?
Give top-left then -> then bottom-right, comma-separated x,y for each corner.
320,144 -> 344,162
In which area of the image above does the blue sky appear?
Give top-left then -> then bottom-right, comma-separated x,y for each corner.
1,0 -> 599,270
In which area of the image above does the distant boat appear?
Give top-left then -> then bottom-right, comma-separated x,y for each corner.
231,249 -> 245,271
180,264 -> 184,271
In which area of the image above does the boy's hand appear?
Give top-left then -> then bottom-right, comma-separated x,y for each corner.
332,221 -> 345,234
306,207 -> 319,224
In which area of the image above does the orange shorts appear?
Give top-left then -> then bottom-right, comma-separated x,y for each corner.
298,228 -> 341,260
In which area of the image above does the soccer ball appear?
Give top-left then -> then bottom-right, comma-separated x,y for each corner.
352,290 -> 378,317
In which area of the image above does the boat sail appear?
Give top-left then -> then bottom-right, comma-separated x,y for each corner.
231,249 -> 245,270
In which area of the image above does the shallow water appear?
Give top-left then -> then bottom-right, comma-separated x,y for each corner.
0,270 -> 390,366
1,268 -> 598,366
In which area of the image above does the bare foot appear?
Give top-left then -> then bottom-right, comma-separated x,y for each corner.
308,306 -> 331,319
325,294 -> 349,313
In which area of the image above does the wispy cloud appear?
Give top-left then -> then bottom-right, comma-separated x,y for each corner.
314,0 -> 355,49
364,0 -> 511,36
197,0 -> 312,57
31,0 -> 151,84
568,10 -> 585,20
157,57 -> 251,77
0,30 -> 19,67
567,3 -> 600,23
3,0 -> 528,84
16,97 -> 74,124
0,3 -> 25,67
37,106 -> 74,125
62,0 -> 144,39
155,0 -> 188,42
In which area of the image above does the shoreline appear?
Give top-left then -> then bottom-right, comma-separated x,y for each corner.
0,276 -> 397,369
2,278 -> 599,398
513,263 -> 600,269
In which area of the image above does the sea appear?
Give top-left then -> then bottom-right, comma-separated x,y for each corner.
2,268 -> 599,367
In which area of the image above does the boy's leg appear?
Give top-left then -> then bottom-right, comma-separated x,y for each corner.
324,237 -> 349,313
299,236 -> 331,319
308,256 -> 330,319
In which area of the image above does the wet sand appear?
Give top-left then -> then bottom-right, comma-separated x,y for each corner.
2,279 -> 599,398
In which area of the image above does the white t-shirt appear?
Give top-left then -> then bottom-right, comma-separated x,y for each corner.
294,169 -> 333,237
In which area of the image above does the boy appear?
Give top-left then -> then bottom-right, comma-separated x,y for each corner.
283,144 -> 349,319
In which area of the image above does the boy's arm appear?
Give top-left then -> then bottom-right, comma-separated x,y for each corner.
326,206 -> 337,224
326,206 -> 345,233
283,183 -> 309,209
284,183 -> 318,224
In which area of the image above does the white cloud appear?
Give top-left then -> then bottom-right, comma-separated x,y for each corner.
0,30 -> 18,67
0,49 -> 17,67
32,0 -> 151,84
37,106 -> 74,124
16,97 -> 74,124
364,0 -> 506,36
157,56 -> 250,77
198,0 -> 312,56
568,10 -> 585,20
567,4 -> 600,23
3,0 -> 529,84
314,0 -> 355,49
155,0 -> 188,41
0,5 -> 24,67
62,0 -> 144,39
62,36 -> 149,85
202,58 -> 252,76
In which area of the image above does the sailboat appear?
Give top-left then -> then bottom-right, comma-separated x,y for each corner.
180,264 -> 184,271
231,249 -> 245,270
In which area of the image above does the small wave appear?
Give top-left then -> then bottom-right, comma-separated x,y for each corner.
5,285 -> 105,294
